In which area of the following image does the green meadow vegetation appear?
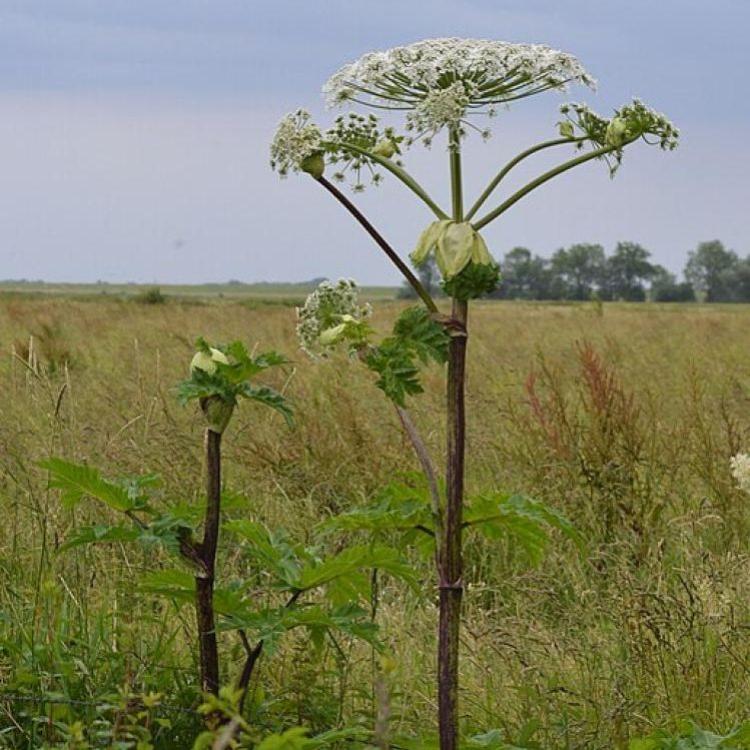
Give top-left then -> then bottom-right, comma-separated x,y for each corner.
3,293 -> 750,748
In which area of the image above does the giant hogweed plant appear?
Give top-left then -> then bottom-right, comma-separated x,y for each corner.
272,37 -> 679,749
41,340 -> 415,729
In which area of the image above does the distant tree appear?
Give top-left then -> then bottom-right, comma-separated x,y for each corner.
605,242 -> 656,301
551,243 -> 606,300
720,257 -> 750,302
649,265 -> 695,302
684,240 -> 739,302
497,247 -> 555,299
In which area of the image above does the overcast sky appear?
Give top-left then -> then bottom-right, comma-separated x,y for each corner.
1,0 -> 748,284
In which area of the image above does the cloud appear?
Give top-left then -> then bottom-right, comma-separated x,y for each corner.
0,1 -> 748,282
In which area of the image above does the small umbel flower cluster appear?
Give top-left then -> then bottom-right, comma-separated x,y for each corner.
323,38 -> 595,143
559,98 -> 679,175
296,279 -> 372,358
731,453 -> 750,493
325,112 -> 403,191
270,109 -> 324,178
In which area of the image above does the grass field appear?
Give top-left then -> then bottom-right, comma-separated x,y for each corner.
0,281 -> 399,303
2,292 -> 750,748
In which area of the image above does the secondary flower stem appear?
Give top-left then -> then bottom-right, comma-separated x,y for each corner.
394,405 -> 443,547
472,144 -> 619,230
464,137 -> 581,221
439,125 -> 467,750
328,141 -> 449,220
316,176 -> 439,313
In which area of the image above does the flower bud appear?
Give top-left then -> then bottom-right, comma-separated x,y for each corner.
191,347 -> 229,375
319,323 -> 347,346
558,120 -> 575,139
605,117 -> 628,147
372,139 -> 397,158
300,152 -> 325,178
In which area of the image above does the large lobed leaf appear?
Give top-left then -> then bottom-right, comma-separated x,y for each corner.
295,543 -> 418,593
40,458 -> 137,512
321,493 -> 431,534
630,723 -> 750,749
392,306 -> 449,365
465,493 -> 583,565
224,520 -> 304,587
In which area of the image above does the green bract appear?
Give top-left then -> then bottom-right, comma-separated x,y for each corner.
178,338 -> 292,431
300,152 -> 325,178
411,220 -> 494,280
372,138 -> 398,158
558,120 -> 575,139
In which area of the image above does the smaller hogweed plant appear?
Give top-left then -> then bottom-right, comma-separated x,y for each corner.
174,339 -> 292,700
272,37 -> 679,750
42,340 -> 415,735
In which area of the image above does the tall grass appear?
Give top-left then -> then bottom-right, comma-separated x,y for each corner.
2,296 -> 750,747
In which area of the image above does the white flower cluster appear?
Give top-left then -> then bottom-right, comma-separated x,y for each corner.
731,453 -> 750,493
406,81 -> 472,138
560,99 -> 679,149
323,38 -> 594,142
559,98 -> 679,175
296,279 -> 372,358
270,109 -> 323,177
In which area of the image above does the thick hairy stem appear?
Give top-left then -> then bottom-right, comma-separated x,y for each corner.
316,176 -> 438,314
439,300 -> 467,750
394,405 -> 443,546
438,126 -> 467,750
196,428 -> 222,696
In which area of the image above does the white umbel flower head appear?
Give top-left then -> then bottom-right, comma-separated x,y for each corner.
270,109 -> 324,177
296,279 -> 372,358
731,453 -> 750,493
323,38 -> 595,142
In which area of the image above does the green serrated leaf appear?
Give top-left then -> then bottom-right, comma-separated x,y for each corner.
393,307 -> 449,365
139,569 -> 195,604
225,519 -> 302,587
296,544 -> 418,593
59,524 -> 141,552
465,493 -> 582,565
40,458 -> 136,512
321,481 -> 432,535
240,384 -> 294,426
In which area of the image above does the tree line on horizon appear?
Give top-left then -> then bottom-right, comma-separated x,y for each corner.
400,240 -> 749,303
